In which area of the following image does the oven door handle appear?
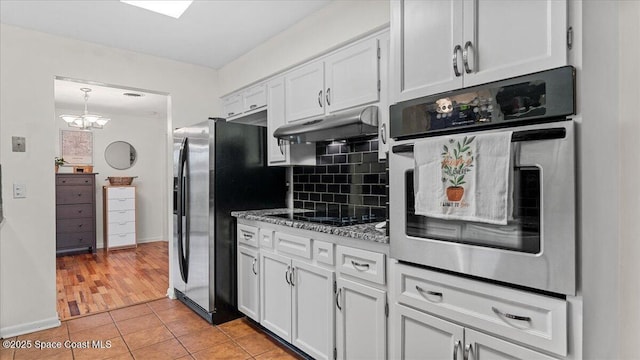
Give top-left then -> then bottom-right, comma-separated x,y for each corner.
392,128 -> 567,154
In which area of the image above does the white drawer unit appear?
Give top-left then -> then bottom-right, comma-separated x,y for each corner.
336,245 -> 386,285
393,262 -> 568,356
103,186 -> 137,250
238,224 -> 259,248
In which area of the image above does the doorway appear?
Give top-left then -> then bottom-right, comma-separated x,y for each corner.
54,77 -> 170,319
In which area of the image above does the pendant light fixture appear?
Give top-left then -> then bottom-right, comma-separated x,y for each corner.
60,88 -> 110,130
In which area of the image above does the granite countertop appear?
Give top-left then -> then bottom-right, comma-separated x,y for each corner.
231,208 -> 389,244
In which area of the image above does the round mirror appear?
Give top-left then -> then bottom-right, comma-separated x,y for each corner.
105,141 -> 137,170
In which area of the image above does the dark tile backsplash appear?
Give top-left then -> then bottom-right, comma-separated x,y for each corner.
292,137 -> 388,221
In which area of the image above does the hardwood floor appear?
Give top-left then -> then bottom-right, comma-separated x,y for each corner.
56,242 -> 169,320
2,299 -> 301,360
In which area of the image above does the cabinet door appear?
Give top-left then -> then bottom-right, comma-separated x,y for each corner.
285,61 -> 325,122
291,260 -> 335,360
238,246 -> 260,322
462,0 -> 567,87
391,0 -> 464,102
325,38 -> 379,113
336,277 -> 386,360
260,251 -> 292,340
243,84 -> 267,112
223,93 -> 243,118
465,328 -> 558,360
392,305 -> 464,360
266,78 -> 287,164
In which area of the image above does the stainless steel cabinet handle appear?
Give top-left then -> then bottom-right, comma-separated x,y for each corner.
278,139 -> 285,155
336,288 -> 342,310
249,104 -> 257,110
453,340 -> 462,360
380,123 -> 387,144
453,44 -> 462,77
252,258 -> 257,275
351,260 -> 370,271
326,88 -> 331,106
463,41 -> 474,74
415,285 -> 443,300
228,112 -> 234,117
318,90 -> 323,108
285,266 -> 291,285
289,267 -> 295,286
492,306 -> 531,322
464,344 -> 474,360
242,232 -> 253,240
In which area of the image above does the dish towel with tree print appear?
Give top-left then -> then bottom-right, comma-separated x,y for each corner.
413,131 -> 513,225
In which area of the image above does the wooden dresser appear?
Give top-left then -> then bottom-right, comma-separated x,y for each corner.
55,173 -> 96,255
103,185 -> 137,251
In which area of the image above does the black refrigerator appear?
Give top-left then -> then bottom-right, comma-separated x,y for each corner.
173,118 -> 285,324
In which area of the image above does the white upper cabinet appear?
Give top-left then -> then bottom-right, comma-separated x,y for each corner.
285,61 -> 326,122
222,93 -> 243,118
286,37 -> 381,123
242,84 -> 267,112
266,78 -> 287,164
391,0 -> 567,102
324,38 -> 380,113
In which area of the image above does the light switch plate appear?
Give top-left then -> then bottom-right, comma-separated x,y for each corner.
12,136 -> 26,152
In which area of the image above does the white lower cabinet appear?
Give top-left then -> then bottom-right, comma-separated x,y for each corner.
261,251 -> 335,360
393,304 -> 557,360
336,277 -> 387,360
237,245 -> 260,322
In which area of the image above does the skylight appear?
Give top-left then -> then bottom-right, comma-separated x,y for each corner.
120,1 -> 193,19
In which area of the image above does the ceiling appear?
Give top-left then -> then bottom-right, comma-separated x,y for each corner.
2,0 -> 331,117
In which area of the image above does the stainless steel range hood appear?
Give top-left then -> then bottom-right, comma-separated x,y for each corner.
273,105 -> 378,144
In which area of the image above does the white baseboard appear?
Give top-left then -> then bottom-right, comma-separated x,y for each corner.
0,315 -> 61,339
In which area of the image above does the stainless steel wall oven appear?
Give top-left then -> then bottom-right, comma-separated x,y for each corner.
389,67 -> 577,296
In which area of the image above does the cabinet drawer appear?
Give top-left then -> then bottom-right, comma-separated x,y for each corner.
56,175 -> 94,186
107,198 -> 135,211
313,240 -> 334,266
108,221 -> 136,235
336,246 -> 385,285
57,218 -> 94,233
57,231 -> 94,249
108,209 -> 135,223
274,232 -> 311,259
237,224 -> 259,248
394,262 -> 568,356
108,233 -> 136,248
56,204 -> 93,219
259,228 -> 274,249
56,186 -> 93,204
107,187 -> 135,199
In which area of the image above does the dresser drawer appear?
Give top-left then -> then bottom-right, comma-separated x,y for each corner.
336,246 -> 385,285
56,186 -> 94,204
394,262 -> 568,356
108,209 -> 135,223
57,218 -> 94,233
56,175 -> 94,186
108,198 -> 135,211
275,232 -> 311,259
56,204 -> 93,219
107,187 -> 135,199
108,233 -> 136,248
108,221 -> 136,235
57,231 -> 94,249
237,224 -> 259,248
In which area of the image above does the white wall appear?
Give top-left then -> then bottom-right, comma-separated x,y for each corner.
217,0 -> 390,96
55,108 -> 166,247
618,1 -> 640,358
0,23 -> 219,337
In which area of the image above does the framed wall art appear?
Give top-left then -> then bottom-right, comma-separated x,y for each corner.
60,130 -> 93,165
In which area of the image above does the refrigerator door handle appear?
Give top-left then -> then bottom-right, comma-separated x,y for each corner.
177,137 -> 190,283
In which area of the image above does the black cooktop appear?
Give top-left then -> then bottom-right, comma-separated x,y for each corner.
271,211 -> 379,227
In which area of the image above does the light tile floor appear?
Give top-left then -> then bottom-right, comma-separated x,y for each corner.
1,298 -> 302,360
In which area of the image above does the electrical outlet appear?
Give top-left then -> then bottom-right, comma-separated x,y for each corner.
13,184 -> 26,198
